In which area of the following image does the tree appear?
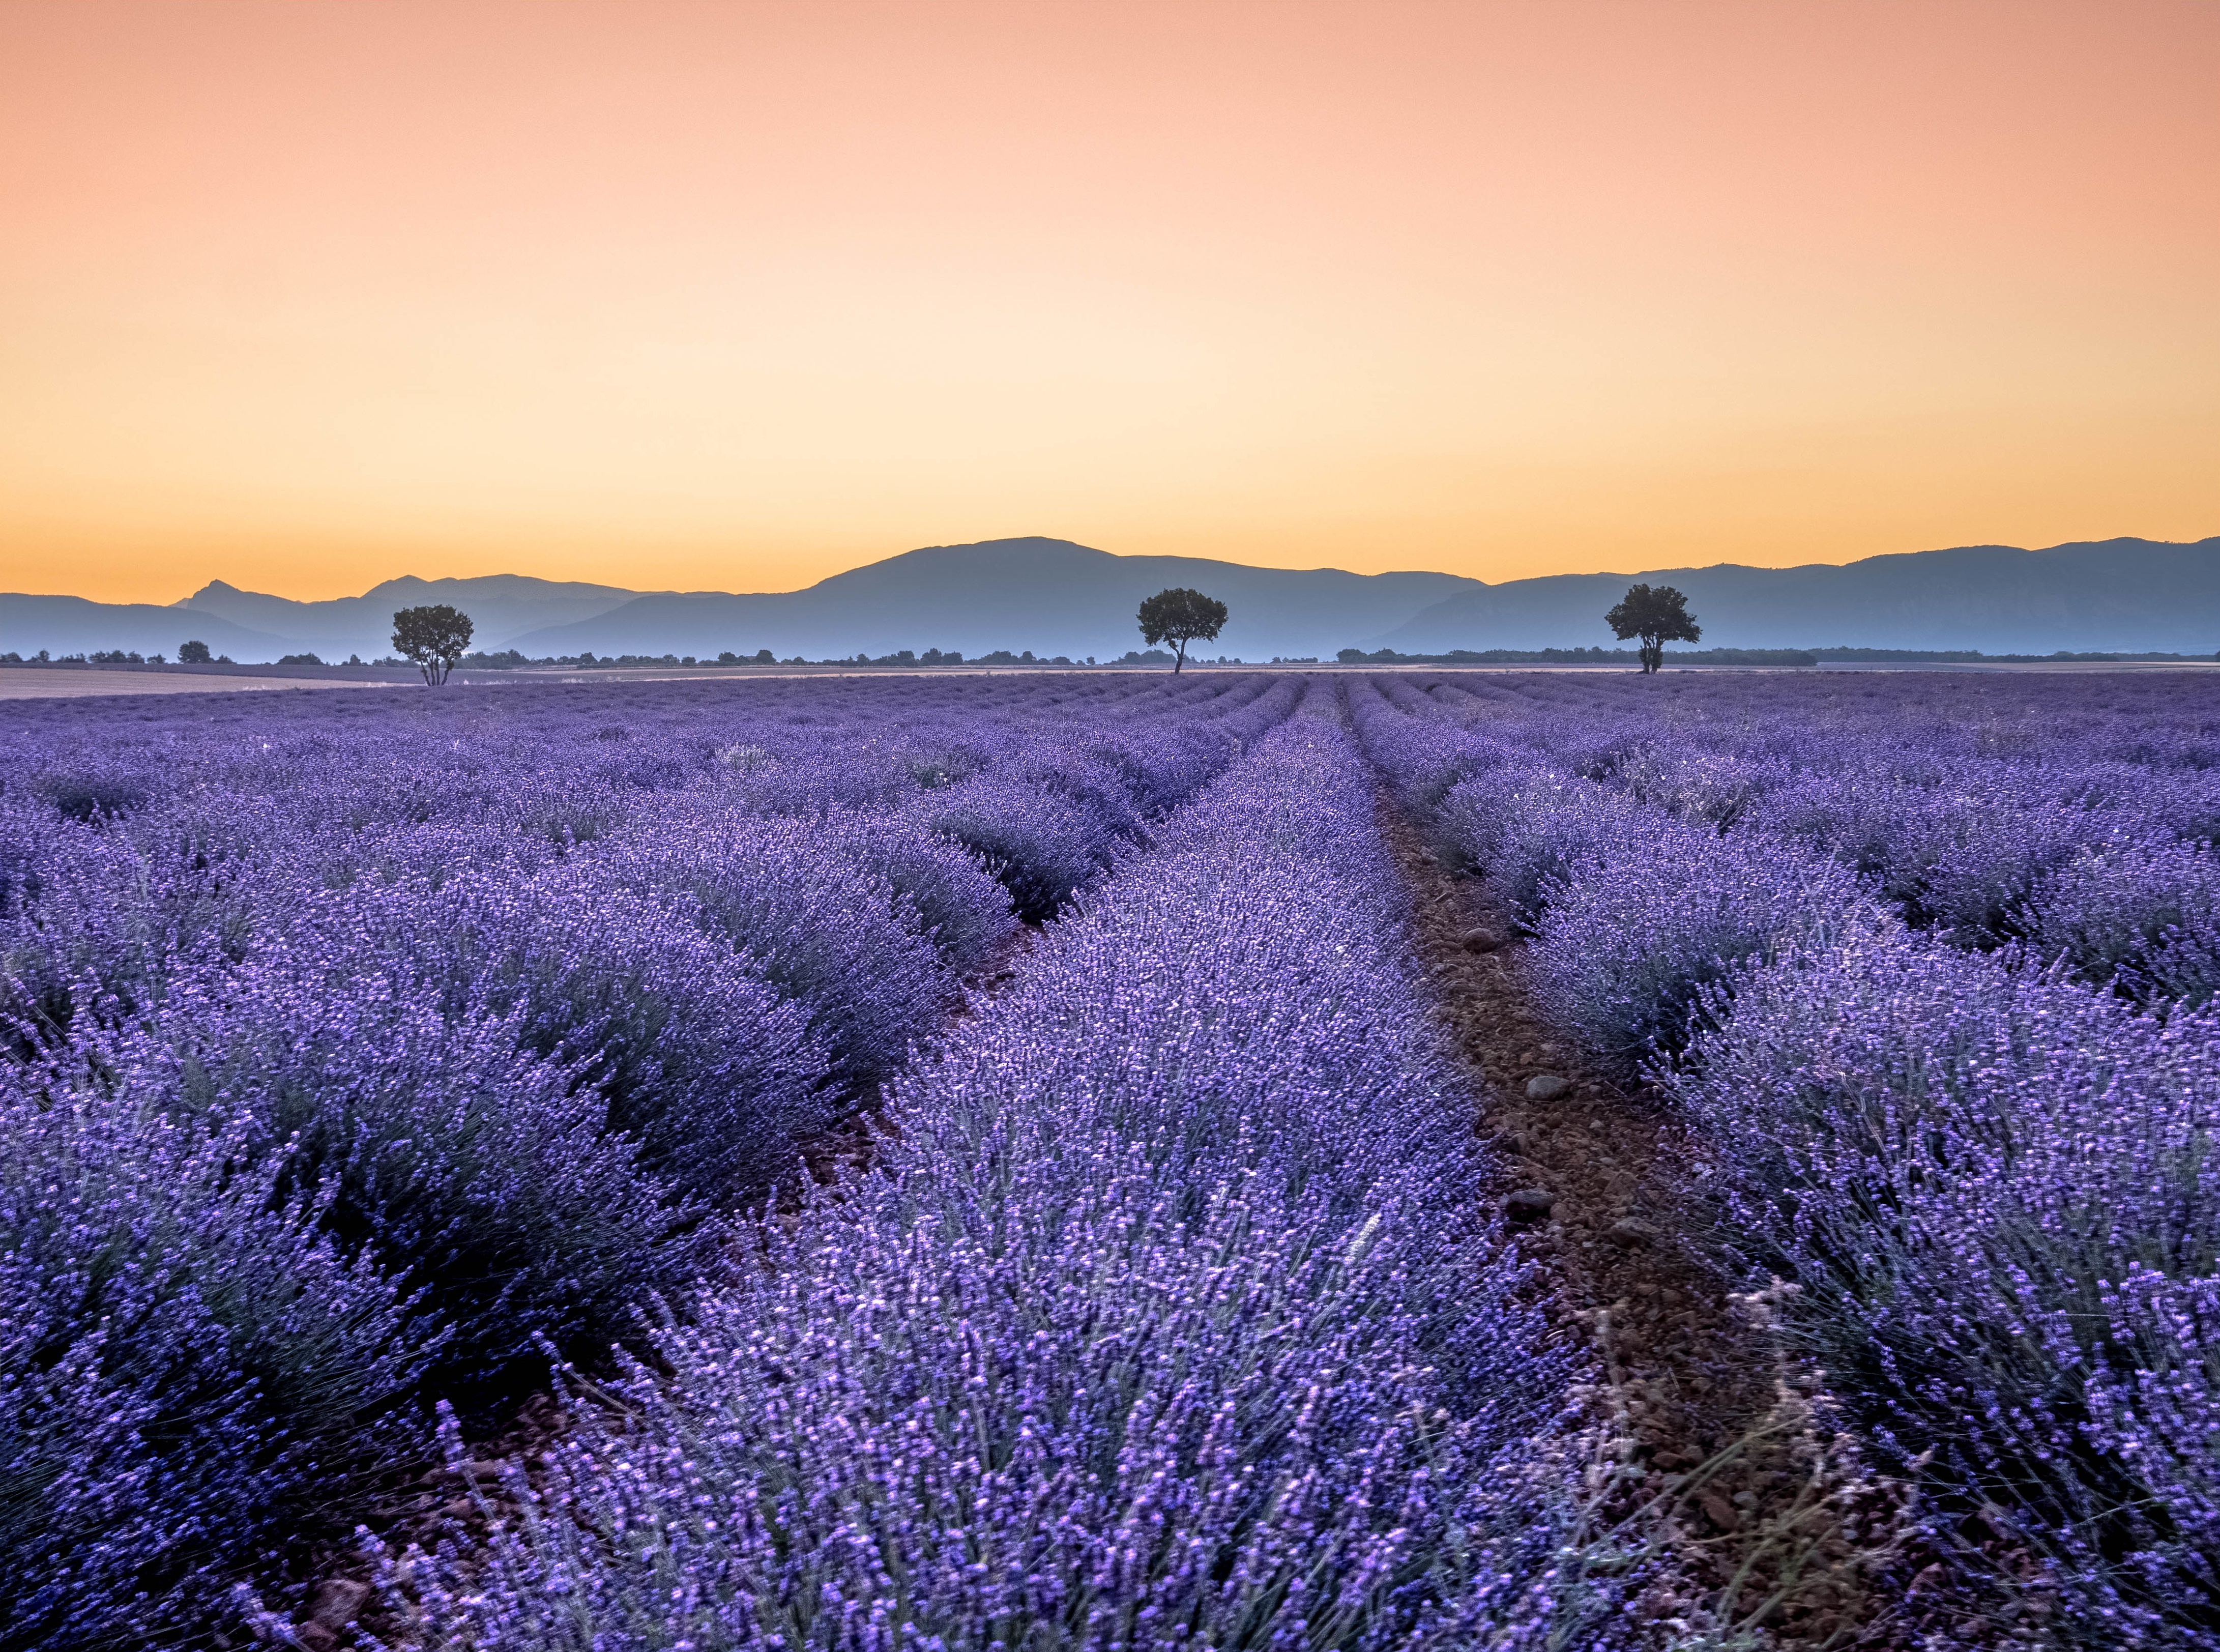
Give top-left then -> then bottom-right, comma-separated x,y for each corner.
1137,588 -> 1229,674
392,604 -> 475,686
178,640 -> 212,664
1605,584 -> 1701,674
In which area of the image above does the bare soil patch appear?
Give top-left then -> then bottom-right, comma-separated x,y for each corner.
0,666 -> 396,700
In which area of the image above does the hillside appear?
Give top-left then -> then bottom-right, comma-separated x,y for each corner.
180,574 -> 645,660
0,574 -> 646,664
5,534 -> 2215,663
1369,538 -> 2220,655
1,540 -> 1476,663
506,539 -> 1476,661
0,596 -> 300,663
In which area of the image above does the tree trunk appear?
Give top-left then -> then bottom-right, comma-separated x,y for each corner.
1172,640 -> 1186,674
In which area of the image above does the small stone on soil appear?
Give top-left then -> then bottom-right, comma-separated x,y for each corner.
1459,928 -> 1500,953
308,1579 -> 370,1630
1606,1217 -> 1660,1247
1525,1073 -> 1571,1101
1505,1187 -> 1557,1222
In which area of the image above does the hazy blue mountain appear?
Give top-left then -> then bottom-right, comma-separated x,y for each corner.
176,574 -> 646,660
507,538 -> 1479,661
1368,537 -> 2220,655
0,595 -> 298,662
9,534 -> 2215,664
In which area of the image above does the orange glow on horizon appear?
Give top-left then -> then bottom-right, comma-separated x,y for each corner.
3,0 -> 2215,604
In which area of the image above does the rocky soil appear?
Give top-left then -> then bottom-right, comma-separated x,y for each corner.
1378,794 -> 1927,1648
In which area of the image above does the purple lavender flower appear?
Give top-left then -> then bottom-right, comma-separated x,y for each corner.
1,673 -> 1323,1647
373,716 -> 1584,1651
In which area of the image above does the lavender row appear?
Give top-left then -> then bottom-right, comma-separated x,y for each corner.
0,674 -> 1298,1649
371,707 -> 1593,1651
1350,675 -> 2220,1643
1670,933 -> 2220,1644
1403,670 -> 2220,1006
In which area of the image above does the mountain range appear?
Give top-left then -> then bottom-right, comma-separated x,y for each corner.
5,535 -> 2216,663
1370,537 -> 2220,656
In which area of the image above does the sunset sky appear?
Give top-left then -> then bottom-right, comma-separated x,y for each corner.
4,1 -> 2215,604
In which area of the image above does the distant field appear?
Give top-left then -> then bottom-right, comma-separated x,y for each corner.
8,656 -> 2216,703
0,666 -> 399,699
8,669 -> 2220,1646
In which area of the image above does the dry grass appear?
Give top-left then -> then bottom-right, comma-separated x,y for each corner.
0,666 -> 396,700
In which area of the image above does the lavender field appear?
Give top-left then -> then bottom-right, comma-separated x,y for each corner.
4,670 -> 2218,1650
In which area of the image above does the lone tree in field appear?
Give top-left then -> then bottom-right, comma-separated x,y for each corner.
393,604 -> 475,686
1137,588 -> 1229,675
177,640 -> 212,664
1606,584 -> 1701,674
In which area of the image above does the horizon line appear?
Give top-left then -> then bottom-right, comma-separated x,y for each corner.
10,528 -> 2216,608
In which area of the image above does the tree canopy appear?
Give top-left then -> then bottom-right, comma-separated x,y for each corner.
392,604 -> 475,686
1136,588 -> 1228,674
1605,585 -> 1701,674
177,640 -> 212,664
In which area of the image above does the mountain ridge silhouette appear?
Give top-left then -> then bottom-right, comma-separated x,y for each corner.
1372,536 -> 2220,655
4,534 -> 2214,662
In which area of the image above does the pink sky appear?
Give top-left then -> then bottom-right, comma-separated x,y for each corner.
3,0 -> 2215,602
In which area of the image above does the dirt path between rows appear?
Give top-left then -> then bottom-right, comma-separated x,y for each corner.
1377,794 -> 1922,1648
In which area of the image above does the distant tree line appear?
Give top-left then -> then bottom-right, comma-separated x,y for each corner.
1,646 -> 1242,673
16,581 -> 2200,675
16,640 -> 2215,673
1337,645 -> 1821,668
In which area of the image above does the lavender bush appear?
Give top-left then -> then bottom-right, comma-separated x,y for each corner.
924,771 -> 1122,920
0,817 -> 252,1045
158,966 -> 720,1392
592,808 -> 954,1089
1,1029 -> 431,1649
1522,819 -> 1889,1074
1435,769 -> 1644,920
1669,932 -> 2220,1644
824,807 -> 1023,978
2023,834 -> 2220,1007
1394,668 -> 2220,967
47,662 -> 2220,1646
414,866 -> 837,1199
